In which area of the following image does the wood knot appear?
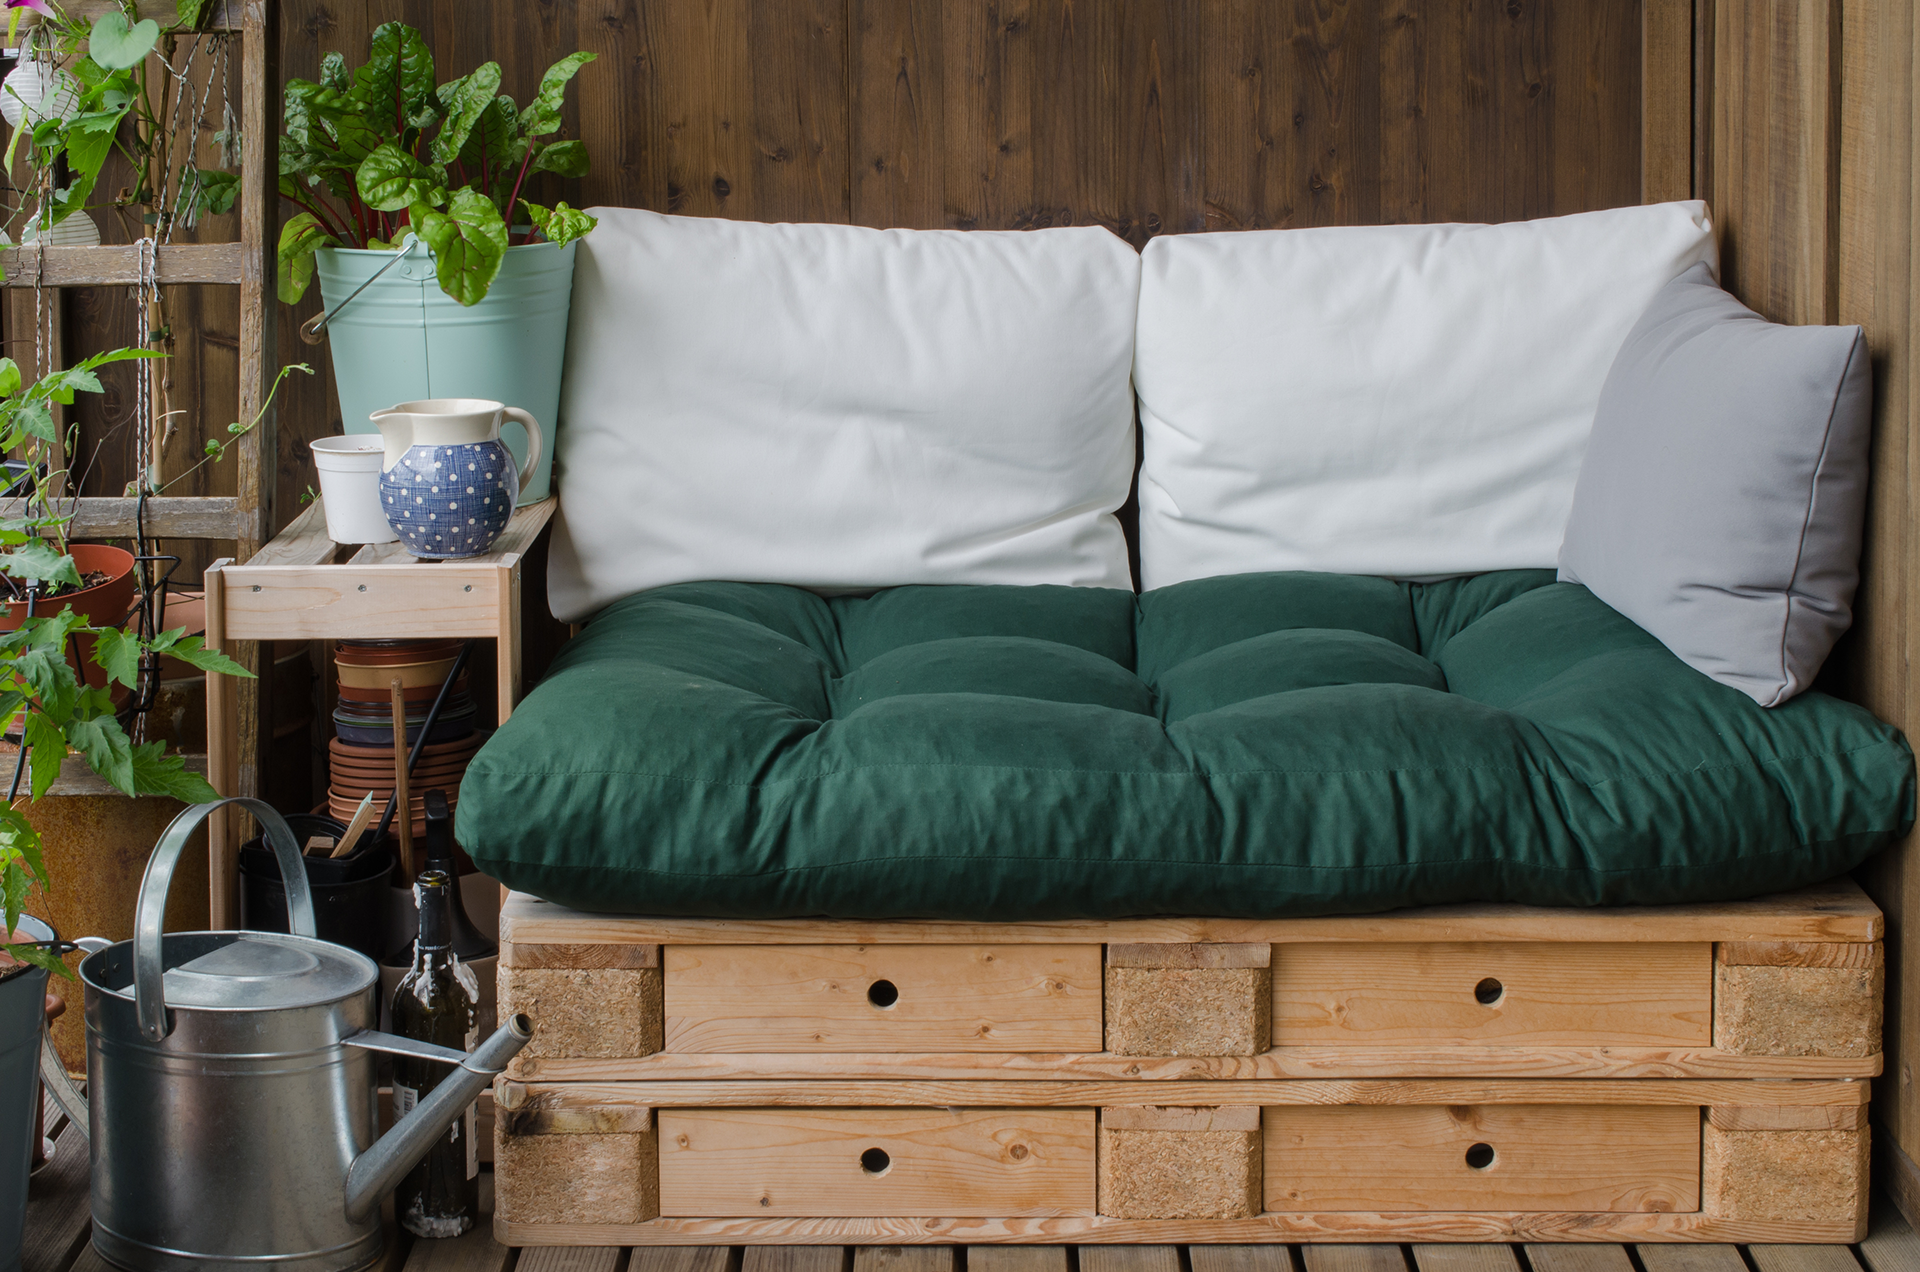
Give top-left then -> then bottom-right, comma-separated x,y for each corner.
1008,1143 -> 1029,1161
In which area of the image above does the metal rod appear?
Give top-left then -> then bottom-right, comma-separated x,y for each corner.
298,236 -> 418,344
370,639 -> 472,846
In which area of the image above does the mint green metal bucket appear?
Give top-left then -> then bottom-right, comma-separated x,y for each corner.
315,240 -> 576,504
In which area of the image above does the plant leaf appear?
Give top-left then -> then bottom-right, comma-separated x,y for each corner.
350,21 -> 435,136
277,211 -> 338,304
50,107 -> 125,222
65,714 -> 133,795
0,359 -> 20,399
174,0 -> 208,30
0,541 -> 81,590
129,741 -> 220,803
22,711 -> 63,801
0,861 -> 29,944
177,168 -> 240,220
530,138 -> 589,179
149,632 -> 253,679
457,94 -> 518,176
10,404 -> 54,446
89,627 -> 141,689
319,50 -> 348,94
88,13 -> 161,70
356,141 -> 444,212
522,199 -> 597,248
413,187 -> 508,306
520,51 -> 594,137
431,62 -> 503,166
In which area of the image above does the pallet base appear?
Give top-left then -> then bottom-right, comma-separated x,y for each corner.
493,883 -> 1885,1243
496,1212 -> 1868,1245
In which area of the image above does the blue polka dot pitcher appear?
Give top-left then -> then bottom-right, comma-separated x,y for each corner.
371,398 -> 543,558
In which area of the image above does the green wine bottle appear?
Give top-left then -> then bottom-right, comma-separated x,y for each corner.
391,869 -> 481,1238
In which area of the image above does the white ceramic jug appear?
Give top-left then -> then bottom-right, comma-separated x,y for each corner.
370,399 -> 543,559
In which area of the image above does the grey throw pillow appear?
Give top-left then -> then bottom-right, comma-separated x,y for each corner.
1558,262 -> 1871,707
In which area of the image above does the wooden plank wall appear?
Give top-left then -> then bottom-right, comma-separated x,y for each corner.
1675,0 -> 1920,1223
248,0 -> 1645,524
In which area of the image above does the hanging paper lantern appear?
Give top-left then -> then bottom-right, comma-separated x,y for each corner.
21,210 -> 100,247
0,62 -> 81,129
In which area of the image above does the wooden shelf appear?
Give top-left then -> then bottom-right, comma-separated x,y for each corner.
200,494 -> 554,926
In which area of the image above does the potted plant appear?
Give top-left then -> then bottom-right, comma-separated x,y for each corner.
275,22 -> 598,503
0,347 -> 251,1272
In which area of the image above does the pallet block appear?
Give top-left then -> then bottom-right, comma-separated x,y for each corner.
493,880 -> 1883,1245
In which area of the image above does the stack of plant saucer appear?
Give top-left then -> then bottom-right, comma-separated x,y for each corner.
330,639 -> 479,838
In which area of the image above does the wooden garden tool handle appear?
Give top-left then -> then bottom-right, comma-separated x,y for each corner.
391,679 -> 413,882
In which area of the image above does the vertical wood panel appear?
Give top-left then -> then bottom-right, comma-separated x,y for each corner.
1835,0 -> 1920,1186
1643,0 -> 1694,200
1711,0 -> 1836,325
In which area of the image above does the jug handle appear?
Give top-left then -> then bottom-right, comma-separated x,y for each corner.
502,407 -> 543,495
133,797 -> 314,1043
38,935 -> 109,1139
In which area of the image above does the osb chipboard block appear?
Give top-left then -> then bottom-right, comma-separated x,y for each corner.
499,964 -> 663,1066
494,1127 -> 659,1225
1702,1122 -> 1869,1231
1098,1106 -> 1260,1219
1105,945 -> 1271,1056
1714,942 -> 1882,1058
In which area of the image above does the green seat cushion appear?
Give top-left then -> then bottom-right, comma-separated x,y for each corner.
457,572 -> 1915,919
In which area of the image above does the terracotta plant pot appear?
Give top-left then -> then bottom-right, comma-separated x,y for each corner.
335,658 -> 460,690
0,543 -> 138,691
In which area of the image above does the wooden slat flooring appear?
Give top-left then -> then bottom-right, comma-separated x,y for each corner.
21,1132 -> 1920,1272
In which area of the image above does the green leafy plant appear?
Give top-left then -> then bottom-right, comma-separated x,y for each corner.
277,22 -> 597,308
0,347 -> 255,976
0,0 -> 233,242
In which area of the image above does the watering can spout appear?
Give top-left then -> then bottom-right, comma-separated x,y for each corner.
343,1013 -> 533,1223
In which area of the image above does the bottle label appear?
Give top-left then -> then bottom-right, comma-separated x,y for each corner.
393,1082 -> 417,1119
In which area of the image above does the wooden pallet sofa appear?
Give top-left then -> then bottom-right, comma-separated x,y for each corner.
455,203 -> 1916,1243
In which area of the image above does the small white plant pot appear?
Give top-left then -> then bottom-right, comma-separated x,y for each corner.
0,62 -> 81,129
311,436 -> 398,544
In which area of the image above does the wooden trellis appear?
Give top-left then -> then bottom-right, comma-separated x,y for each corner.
0,0 -> 278,796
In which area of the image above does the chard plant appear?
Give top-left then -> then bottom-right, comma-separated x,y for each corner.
277,22 -> 598,308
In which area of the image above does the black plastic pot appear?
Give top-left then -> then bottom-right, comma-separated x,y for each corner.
238,813 -> 394,961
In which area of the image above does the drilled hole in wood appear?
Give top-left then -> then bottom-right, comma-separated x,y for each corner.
860,1147 -> 891,1175
867,979 -> 899,1008
1465,1142 -> 1496,1169
1473,977 -> 1504,1005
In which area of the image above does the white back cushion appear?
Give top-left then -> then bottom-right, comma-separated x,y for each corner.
548,210 -> 1140,620
1134,202 -> 1718,591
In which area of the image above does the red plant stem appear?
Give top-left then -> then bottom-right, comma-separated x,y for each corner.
286,191 -> 353,245
503,142 -> 537,244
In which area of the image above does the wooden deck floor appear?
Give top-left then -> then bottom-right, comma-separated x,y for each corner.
24,1104 -> 1920,1272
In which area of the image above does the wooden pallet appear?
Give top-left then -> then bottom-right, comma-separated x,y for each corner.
22,1100 -> 1920,1272
492,880 -> 1884,1245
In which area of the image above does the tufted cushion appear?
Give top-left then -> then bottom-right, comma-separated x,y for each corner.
458,574 -> 1914,919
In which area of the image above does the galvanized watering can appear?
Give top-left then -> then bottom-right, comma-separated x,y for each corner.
39,797 -> 531,1272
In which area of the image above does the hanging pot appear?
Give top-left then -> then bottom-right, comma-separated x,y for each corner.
313,239 -> 575,504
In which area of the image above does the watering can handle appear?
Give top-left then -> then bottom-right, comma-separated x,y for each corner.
133,797 -> 314,1043
501,408 -> 543,494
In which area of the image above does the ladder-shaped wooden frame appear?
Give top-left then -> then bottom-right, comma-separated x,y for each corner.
2,0 -> 279,794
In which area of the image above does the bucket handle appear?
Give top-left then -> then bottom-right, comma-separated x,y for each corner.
299,236 -> 420,345
134,797 -> 315,1043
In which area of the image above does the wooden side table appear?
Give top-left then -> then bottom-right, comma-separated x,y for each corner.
200,495 -> 555,925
